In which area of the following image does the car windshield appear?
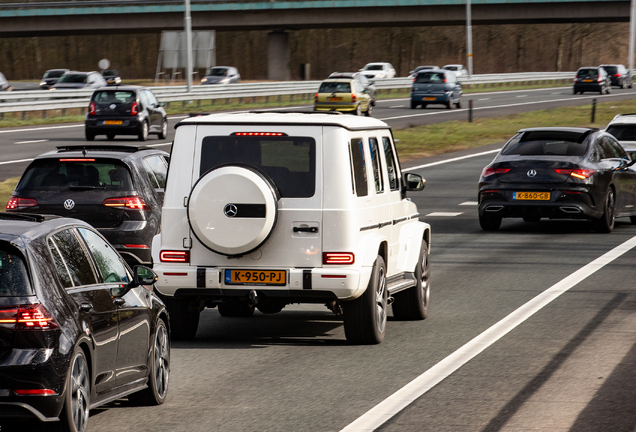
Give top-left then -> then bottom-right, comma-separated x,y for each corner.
43,70 -> 65,79
93,91 -> 135,104
318,82 -> 351,93
17,159 -> 134,190
207,68 -> 228,76
444,66 -> 458,71
363,65 -> 383,71
502,131 -> 589,156
577,69 -> 598,77
0,245 -> 33,297
606,125 -> 636,141
415,72 -> 447,83
56,74 -> 87,84
101,70 -> 118,76
200,135 -> 316,198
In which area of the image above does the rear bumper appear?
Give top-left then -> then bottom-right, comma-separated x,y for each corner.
85,118 -> 141,136
314,103 -> 358,113
411,93 -> 452,103
100,220 -> 154,265
573,83 -> 604,92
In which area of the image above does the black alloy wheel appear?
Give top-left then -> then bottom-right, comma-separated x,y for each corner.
85,130 -> 95,141
479,212 -> 502,231
62,347 -> 90,432
129,318 -> 170,405
593,188 -> 616,233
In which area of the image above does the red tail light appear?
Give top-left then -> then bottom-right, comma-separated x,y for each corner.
131,102 -> 138,116
352,94 -> 357,103
0,304 -> 58,330
323,252 -> 355,265
103,196 -> 150,211
597,76 -> 603,82
6,196 -> 37,210
481,167 -> 511,178
89,102 -> 96,115
14,389 -> 57,396
314,93 -> 318,102
160,250 -> 190,263
554,169 -> 595,179
614,73 -> 622,77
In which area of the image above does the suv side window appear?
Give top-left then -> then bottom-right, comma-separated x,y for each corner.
78,227 -> 130,284
349,138 -> 368,197
382,137 -> 400,191
143,155 -> 168,188
48,229 -> 97,288
369,138 -> 384,193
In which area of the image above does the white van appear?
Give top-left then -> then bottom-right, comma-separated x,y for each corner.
152,112 -> 431,344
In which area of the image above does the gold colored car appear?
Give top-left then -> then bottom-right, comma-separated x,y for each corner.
314,78 -> 372,116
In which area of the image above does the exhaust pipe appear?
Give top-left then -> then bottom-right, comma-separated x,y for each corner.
248,289 -> 259,306
485,205 -> 504,212
560,206 -> 582,214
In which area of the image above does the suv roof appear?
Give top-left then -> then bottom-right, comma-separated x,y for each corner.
607,113 -> 636,125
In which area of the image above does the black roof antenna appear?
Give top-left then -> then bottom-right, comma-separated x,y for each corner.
82,147 -> 87,157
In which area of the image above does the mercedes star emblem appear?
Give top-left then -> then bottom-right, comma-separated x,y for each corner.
64,199 -> 75,210
224,204 -> 238,218
527,169 -> 537,178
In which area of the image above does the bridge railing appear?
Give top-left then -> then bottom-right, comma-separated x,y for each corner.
0,72 -> 575,117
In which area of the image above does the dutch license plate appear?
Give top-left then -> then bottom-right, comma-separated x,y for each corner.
513,191 -> 550,200
225,269 -> 286,286
328,97 -> 342,101
582,79 -> 593,82
424,97 -> 436,101
104,120 -> 122,125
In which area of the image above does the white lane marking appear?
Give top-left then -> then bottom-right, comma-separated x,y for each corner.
0,124 -> 83,134
0,158 -> 33,166
14,140 -> 48,144
341,235 -> 636,432
390,105 -> 405,108
404,148 -> 500,172
516,95 -> 528,98
479,98 -> 491,101
459,201 -> 479,206
425,212 -> 463,217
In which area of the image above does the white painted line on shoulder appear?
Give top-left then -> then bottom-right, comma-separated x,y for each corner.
516,95 -> 528,98
340,235 -> 636,432
390,105 -> 405,108
14,140 -> 48,145
425,212 -> 463,217
459,201 -> 479,206
478,98 -> 491,101
404,148 -> 500,172
0,124 -> 83,134
0,158 -> 33,166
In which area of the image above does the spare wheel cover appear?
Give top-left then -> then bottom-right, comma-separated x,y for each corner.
188,166 -> 278,256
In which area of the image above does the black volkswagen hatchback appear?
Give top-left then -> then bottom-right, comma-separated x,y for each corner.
478,127 -> 636,232
0,213 -> 169,431
6,145 -> 169,267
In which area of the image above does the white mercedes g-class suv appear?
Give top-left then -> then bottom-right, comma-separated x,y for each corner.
152,112 -> 431,344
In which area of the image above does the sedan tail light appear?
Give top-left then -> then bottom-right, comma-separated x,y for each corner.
131,102 -> 138,116
103,196 -> 150,211
481,167 -> 511,178
6,196 -> 37,210
554,169 -> 595,179
0,304 -> 58,330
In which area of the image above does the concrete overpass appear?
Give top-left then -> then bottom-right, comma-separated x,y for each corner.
0,0 -> 631,79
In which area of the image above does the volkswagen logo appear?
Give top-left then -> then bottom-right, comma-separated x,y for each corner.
224,204 -> 238,218
109,104 -> 116,110
63,199 -> 75,210
527,169 -> 537,178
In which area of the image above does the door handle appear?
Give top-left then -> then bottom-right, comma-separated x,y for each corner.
113,298 -> 126,307
293,226 -> 318,233
79,302 -> 92,312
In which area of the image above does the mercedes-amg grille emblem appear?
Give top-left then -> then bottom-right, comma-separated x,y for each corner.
224,204 -> 238,218
64,199 -> 75,210
527,169 -> 537,178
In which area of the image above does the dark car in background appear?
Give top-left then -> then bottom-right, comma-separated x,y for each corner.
411,69 -> 462,109
599,64 -> 633,89
408,65 -> 439,78
6,145 -> 169,267
478,127 -> 636,232
0,213 -> 169,430
50,71 -> 107,91
200,66 -> 240,84
39,68 -> 70,90
328,71 -> 377,106
85,86 -> 167,141
573,67 -> 611,94
101,69 -> 121,86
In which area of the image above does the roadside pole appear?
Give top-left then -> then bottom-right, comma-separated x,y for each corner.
466,0 -> 473,78
630,0 -> 636,73
185,0 -> 193,92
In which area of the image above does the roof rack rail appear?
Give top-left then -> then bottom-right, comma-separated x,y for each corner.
55,145 -> 152,153
0,213 -> 57,223
248,110 -> 343,115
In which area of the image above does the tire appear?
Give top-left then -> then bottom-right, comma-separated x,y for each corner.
128,318 -> 170,406
158,119 -> 168,139
61,347 -> 90,432
106,134 -> 115,140
421,103 -> 427,109
85,130 -> 95,141
455,97 -> 462,109
522,215 -> 541,223
138,120 -> 149,141
593,188 -> 616,233
631,215 -> 636,224
573,89 -> 577,95
606,85 -> 611,94
364,102 -> 373,117
392,240 -> 430,320
353,104 -> 362,116
343,255 -> 388,344
410,101 -> 418,109
161,295 -> 199,341
479,212 -> 502,231
621,81 -> 626,89
446,101 -> 452,109
256,299 -> 285,314
218,302 -> 255,317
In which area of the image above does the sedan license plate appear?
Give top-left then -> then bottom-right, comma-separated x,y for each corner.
103,120 -> 123,125
225,269 -> 286,286
582,79 -> 594,82
328,97 -> 342,102
424,97 -> 436,101
513,191 -> 550,201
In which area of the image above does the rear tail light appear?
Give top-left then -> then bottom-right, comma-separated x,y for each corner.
314,93 -> 318,102
554,169 -> 595,179
6,196 -> 37,210
131,102 -> 138,116
124,244 -> 149,249
0,304 -> 58,330
89,102 -> 96,115
597,76 -> 603,82
614,74 -> 622,77
352,94 -> 357,103
14,389 -> 57,396
323,252 -> 355,265
481,167 -> 511,178
103,196 -> 150,211
160,250 -> 190,263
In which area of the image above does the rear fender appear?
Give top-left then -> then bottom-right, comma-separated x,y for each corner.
396,221 -> 429,272
356,233 -> 387,268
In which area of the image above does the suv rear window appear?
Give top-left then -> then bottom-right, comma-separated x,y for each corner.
318,82 -> 351,93
0,244 -> 33,297
502,131 -> 589,156
93,91 -> 135,104
200,136 -> 315,198
415,72 -> 447,83
606,125 -> 636,141
17,159 -> 134,191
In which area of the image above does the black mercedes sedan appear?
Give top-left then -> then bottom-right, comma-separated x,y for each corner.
478,127 -> 636,232
0,213 -> 170,431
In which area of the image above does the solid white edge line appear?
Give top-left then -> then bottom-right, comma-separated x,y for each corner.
0,158 -> 33,166
404,148 -> 501,172
0,124 -> 83,134
341,234 -> 636,431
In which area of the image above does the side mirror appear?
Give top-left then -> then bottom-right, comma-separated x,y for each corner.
158,101 -> 165,107
403,172 -> 426,191
129,265 -> 158,288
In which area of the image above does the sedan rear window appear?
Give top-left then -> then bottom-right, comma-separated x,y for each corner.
0,245 -> 32,297
502,131 -> 589,156
17,159 -> 133,191
318,82 -> 351,93
415,72 -> 447,83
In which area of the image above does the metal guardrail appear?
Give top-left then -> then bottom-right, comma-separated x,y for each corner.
0,72 -> 576,116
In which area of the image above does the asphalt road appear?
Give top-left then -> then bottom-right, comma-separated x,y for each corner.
3,86 -> 636,432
